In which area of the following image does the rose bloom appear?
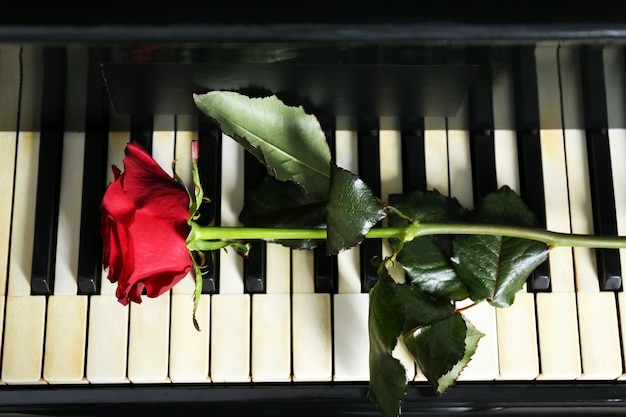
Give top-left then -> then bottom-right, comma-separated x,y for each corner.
100,141 -> 192,305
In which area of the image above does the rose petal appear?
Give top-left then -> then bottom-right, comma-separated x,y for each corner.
101,173 -> 135,225
113,211 -> 191,304
122,141 -> 190,222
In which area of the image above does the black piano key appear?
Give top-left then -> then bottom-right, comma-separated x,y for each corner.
30,47 -> 67,295
314,116 -> 338,294
400,116 -> 426,193
243,151 -> 266,294
580,45 -> 622,291
467,47 -> 498,201
357,116 -> 382,292
130,114 -> 153,152
512,46 -> 551,292
77,47 -> 111,295
195,115 -> 221,294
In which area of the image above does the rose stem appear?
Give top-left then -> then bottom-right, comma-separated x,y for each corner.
189,221 -> 626,249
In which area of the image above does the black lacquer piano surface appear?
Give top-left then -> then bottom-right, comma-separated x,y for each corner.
4,3 -> 626,416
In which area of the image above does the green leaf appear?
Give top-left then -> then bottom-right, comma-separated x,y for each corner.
452,186 -> 549,307
326,165 -> 385,254
368,265 -> 457,417
388,190 -> 469,300
402,314 -> 482,394
239,175 -> 327,249
193,91 -> 332,199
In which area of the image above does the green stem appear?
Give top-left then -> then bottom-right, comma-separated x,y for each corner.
188,221 -> 626,249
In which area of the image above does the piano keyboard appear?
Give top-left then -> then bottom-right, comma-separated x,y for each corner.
2,41 -> 626,391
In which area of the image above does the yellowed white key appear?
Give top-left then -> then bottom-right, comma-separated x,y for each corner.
291,250 -> 332,381
603,45 -> 626,380
335,118 -> 362,295
42,46 -> 89,384
492,53 -> 539,380
86,129 -> 130,383
251,243 -> 291,382
0,46 -> 21,383
447,98 -> 499,381
559,46 -> 622,380
127,115 -> 175,383
169,116 -> 211,382
423,117 -> 448,195
210,133 -> 250,382
333,117 -> 369,381
2,46 -> 46,384
127,296 -> 171,382
251,292 -> 291,381
0,44 -> 20,294
210,294 -> 251,382
379,116 -> 414,381
408,113 -> 450,382
534,44 -> 580,379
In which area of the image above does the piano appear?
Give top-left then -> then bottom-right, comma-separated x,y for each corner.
3,3 -> 626,416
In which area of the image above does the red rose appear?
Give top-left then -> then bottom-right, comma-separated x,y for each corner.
100,141 -> 192,305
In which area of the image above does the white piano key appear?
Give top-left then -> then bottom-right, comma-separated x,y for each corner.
85,296 -> 129,383
492,54 -> 539,380
335,120 -> 362,294
446,99 -> 473,208
423,117 -> 448,195
43,48 -> 89,384
168,116 -> 211,383
209,132 -> 250,382
333,293 -> 370,381
536,45 -> 576,293
456,300 -> 499,381
251,294 -> 291,382
43,295 -> 88,383
535,292 -> 581,379
495,292 -> 539,379
127,115 -> 175,383
127,295 -> 171,382
534,43 -> 581,379
0,47 -> 20,384
265,243 -> 291,294
560,45 -> 622,380
0,44 -> 20,298
169,293 -> 211,382
604,45 -> 626,380
448,99 -> 499,381
210,294 -> 251,382
251,243 -> 291,382
1,296 -> 46,383
291,249 -> 332,382
333,118 -> 369,381
53,132 -> 85,296
219,133 -> 245,294
379,117 -> 406,284
3,46 -> 46,384
173,115 -> 195,192
576,292 -> 622,379
85,128 -> 130,383
291,249 -> 315,294
292,293 -> 332,381
379,117 -> 413,379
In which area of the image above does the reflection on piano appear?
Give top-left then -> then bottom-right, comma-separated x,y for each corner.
4,6 -> 626,415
